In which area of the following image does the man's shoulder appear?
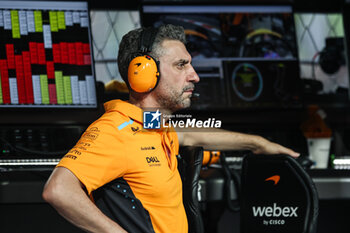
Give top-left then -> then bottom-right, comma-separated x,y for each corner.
100,109 -> 128,123
86,110 -> 130,133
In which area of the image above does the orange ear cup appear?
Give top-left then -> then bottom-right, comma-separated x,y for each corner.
128,55 -> 160,93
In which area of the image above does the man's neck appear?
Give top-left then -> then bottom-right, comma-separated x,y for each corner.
128,94 -> 172,117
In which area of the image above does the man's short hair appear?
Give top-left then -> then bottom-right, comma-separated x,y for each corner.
117,24 -> 186,87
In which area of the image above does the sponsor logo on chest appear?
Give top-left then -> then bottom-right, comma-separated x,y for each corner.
146,156 -> 161,167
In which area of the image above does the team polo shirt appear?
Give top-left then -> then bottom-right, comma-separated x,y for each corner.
57,99 -> 187,233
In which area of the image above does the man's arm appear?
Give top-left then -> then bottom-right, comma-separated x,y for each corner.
42,167 -> 127,233
177,128 -> 299,158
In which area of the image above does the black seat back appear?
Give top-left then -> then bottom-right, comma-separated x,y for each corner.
240,154 -> 319,233
178,146 -> 204,233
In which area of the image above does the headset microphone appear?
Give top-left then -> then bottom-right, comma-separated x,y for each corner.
191,93 -> 200,101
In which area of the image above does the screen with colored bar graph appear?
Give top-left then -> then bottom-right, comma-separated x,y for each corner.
0,1 -> 97,108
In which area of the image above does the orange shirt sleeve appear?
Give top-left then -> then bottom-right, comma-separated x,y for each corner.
57,116 -> 128,195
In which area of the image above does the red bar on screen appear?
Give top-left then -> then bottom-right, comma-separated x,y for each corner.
83,43 -> 90,54
68,43 -> 76,65
52,43 -> 61,63
75,42 -> 83,65
37,43 -> 46,65
46,61 -> 55,79
60,42 -> 68,64
22,51 -> 34,104
0,60 -> 10,104
6,44 -> 15,69
49,84 -> 57,104
15,55 -> 26,104
29,42 -> 38,64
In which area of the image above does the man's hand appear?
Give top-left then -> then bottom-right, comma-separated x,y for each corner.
251,136 -> 300,158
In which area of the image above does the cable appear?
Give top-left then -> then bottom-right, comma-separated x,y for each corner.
311,52 -> 320,80
220,152 -> 241,212
0,137 -> 69,156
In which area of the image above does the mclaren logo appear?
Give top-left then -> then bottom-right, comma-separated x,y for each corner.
265,175 -> 280,185
131,126 -> 139,132
131,126 -> 140,135
135,62 -> 141,67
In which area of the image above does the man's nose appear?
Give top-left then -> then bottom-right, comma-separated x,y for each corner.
188,66 -> 200,83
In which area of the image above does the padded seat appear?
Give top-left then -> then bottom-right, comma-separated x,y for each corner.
178,146 -> 204,233
240,153 -> 319,233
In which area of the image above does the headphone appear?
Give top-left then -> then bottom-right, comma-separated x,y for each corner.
128,27 -> 160,93
319,37 -> 345,75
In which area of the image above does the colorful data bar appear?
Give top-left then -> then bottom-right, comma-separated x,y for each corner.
0,9 -> 88,39
0,7 -> 95,106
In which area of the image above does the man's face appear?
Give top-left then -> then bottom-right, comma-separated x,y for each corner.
154,40 -> 200,112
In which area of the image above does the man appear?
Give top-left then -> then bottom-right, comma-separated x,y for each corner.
42,24 -> 299,233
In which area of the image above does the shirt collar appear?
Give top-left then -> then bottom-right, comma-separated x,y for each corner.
104,99 -> 143,123
104,99 -> 173,133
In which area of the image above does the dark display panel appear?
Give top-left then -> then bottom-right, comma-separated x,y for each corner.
224,60 -> 301,109
142,5 -> 301,109
142,5 -> 298,60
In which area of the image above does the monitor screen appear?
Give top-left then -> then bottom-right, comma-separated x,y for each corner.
142,5 -> 298,60
224,60 -> 301,109
0,1 -> 97,108
142,5 -> 301,109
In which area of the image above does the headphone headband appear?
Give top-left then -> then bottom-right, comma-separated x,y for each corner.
139,27 -> 159,54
